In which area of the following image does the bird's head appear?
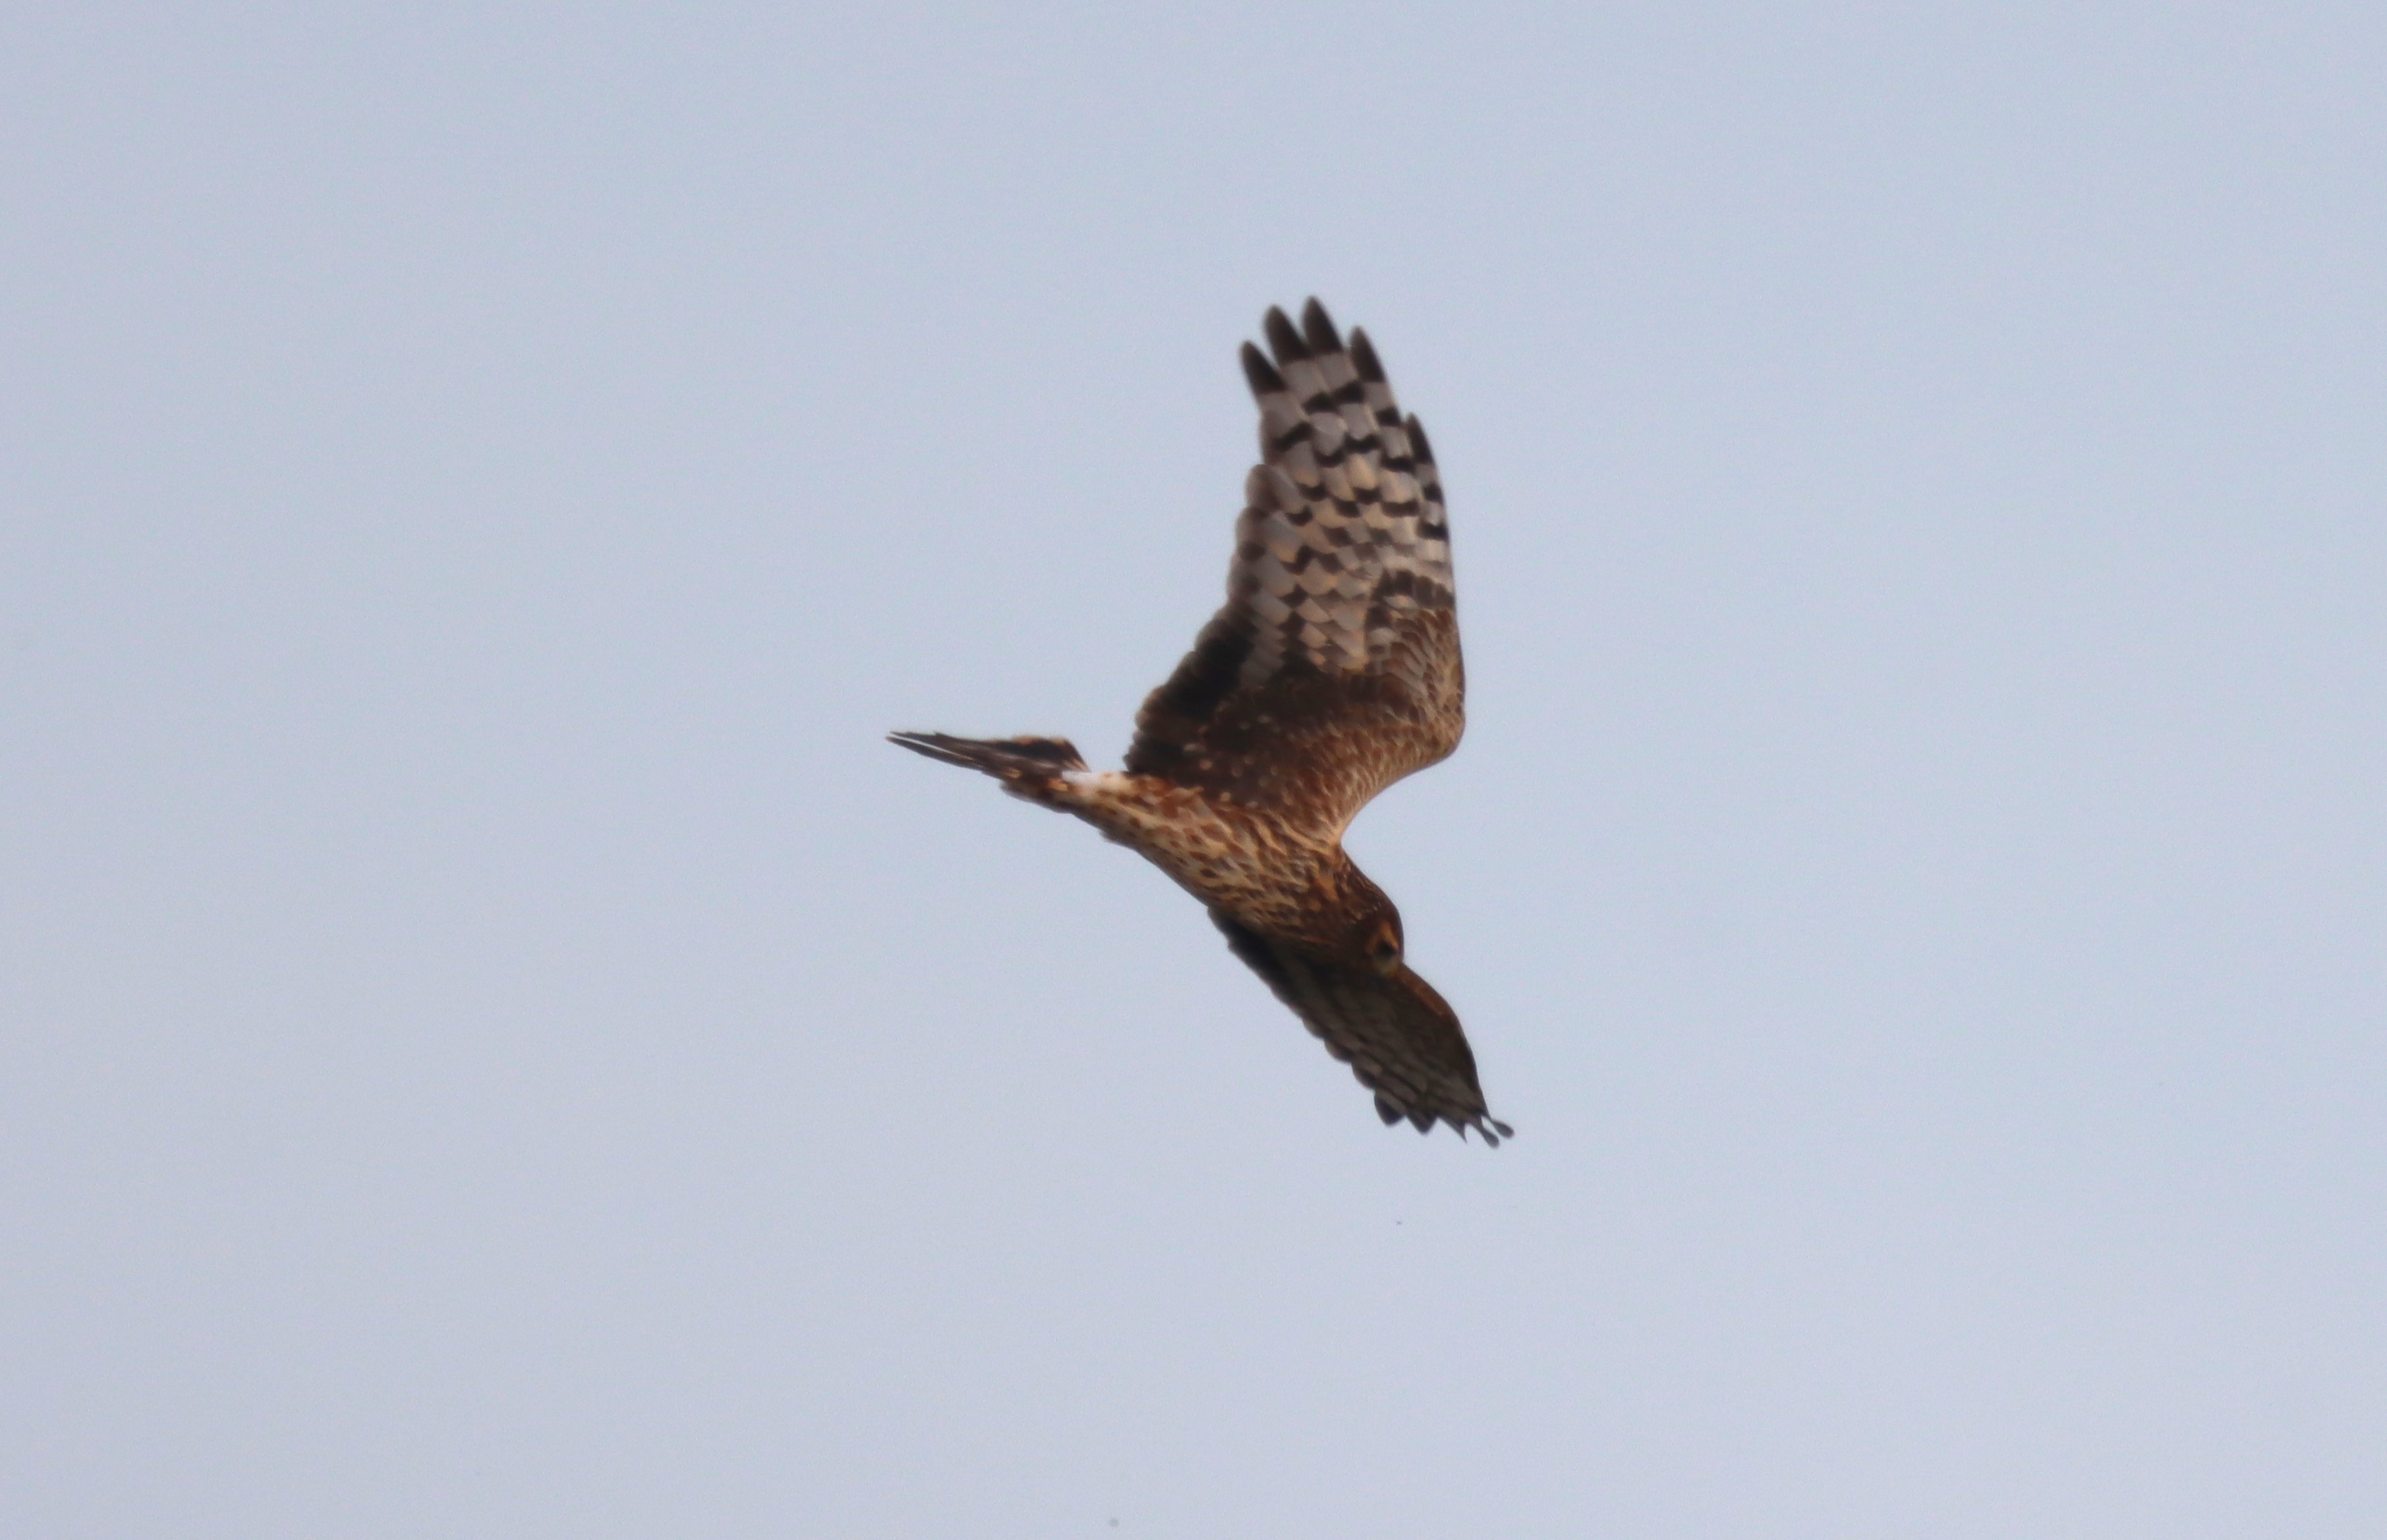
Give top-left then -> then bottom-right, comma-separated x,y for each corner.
1339,865 -> 1406,976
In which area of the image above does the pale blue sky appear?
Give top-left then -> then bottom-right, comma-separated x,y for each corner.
5,5 -> 2384,1535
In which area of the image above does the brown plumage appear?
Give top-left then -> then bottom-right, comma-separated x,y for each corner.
890,300 -> 1508,1144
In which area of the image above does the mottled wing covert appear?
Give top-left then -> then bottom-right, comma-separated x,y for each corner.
1126,300 -> 1462,838
1212,911 -> 1510,1143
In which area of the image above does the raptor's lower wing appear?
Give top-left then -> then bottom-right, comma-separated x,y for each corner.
1213,911 -> 1511,1144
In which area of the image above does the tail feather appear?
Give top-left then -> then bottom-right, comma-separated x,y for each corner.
888,731 -> 1088,798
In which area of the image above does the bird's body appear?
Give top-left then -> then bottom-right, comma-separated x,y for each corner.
892,300 -> 1509,1143
912,753 -> 1364,950
1058,770 -> 1339,942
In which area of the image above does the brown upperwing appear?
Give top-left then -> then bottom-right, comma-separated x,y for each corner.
1212,911 -> 1509,1144
1125,299 -> 1462,838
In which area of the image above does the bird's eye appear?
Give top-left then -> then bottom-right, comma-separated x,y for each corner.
1367,926 -> 1402,974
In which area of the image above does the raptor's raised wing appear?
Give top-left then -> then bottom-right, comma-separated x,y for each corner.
1125,300 -> 1462,839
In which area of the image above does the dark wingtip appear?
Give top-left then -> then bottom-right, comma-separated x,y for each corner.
1462,1113 -> 1513,1149
1263,305 -> 1308,364
1300,297 -> 1341,355
1407,413 -> 1435,465
1240,340 -> 1285,397
1373,1094 -> 1402,1127
1349,328 -> 1386,383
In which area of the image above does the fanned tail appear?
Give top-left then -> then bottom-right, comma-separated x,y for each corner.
888,731 -> 1087,802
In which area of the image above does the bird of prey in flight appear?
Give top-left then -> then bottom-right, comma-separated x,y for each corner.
892,300 -> 1508,1144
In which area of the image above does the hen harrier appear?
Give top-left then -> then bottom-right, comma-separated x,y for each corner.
892,300 -> 1508,1144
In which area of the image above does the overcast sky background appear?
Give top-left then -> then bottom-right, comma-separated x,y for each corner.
6,5 -> 2384,1535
